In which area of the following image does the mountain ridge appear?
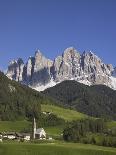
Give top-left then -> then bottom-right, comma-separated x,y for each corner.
43,80 -> 116,120
6,47 -> 116,91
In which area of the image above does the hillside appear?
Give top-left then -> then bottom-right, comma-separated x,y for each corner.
43,80 -> 116,120
0,71 -> 56,120
0,120 -> 31,132
41,104 -> 87,121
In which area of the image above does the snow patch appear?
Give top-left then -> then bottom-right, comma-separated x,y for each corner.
78,79 -> 92,86
31,80 -> 57,92
109,76 -> 116,90
70,77 -> 91,86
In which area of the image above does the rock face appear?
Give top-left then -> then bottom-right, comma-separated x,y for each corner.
6,47 -> 116,91
7,58 -> 24,82
51,47 -> 81,82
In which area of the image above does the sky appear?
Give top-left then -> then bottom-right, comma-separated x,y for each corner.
0,0 -> 116,70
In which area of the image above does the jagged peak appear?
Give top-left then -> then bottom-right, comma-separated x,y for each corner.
54,55 -> 62,61
9,60 -> 17,65
63,47 -> 80,58
35,49 -> 43,57
6,47 -> 116,91
28,56 -> 35,61
112,67 -> 116,77
82,50 -> 95,56
63,47 -> 76,53
9,58 -> 24,66
17,58 -> 24,65
82,50 -> 101,60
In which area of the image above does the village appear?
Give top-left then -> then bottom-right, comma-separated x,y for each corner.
0,118 -> 53,142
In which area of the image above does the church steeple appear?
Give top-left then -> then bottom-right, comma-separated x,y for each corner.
33,117 -> 36,139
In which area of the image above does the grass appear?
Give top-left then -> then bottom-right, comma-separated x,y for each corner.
0,120 -> 31,132
41,104 -> 87,121
0,104 -> 115,155
0,142 -> 116,155
45,126 -> 64,139
106,121 -> 116,129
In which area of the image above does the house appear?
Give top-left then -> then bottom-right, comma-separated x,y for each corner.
16,133 -> 30,141
0,134 -> 2,138
0,134 -> 2,142
2,132 -> 16,140
23,133 -> 30,141
7,132 -> 16,140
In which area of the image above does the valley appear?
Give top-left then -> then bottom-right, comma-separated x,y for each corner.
0,68 -> 116,154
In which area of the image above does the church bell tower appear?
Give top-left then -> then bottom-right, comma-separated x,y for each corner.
33,117 -> 36,139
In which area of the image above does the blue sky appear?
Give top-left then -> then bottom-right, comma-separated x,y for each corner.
0,0 -> 116,70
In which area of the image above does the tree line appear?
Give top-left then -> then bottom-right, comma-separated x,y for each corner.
63,118 -> 116,147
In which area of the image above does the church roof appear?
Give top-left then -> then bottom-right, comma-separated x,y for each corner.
36,128 -> 46,134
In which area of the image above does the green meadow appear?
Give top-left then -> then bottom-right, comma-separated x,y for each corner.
0,142 -> 116,155
41,104 -> 87,121
0,120 -> 31,132
0,104 -> 115,155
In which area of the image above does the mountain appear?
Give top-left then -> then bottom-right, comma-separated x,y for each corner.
6,47 -> 116,91
43,80 -> 116,120
0,71 -> 56,121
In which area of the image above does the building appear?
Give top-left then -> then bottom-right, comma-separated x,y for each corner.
2,132 -> 16,140
35,128 -> 46,139
32,118 -> 46,140
16,133 -> 30,141
0,134 -> 2,142
23,133 -> 30,141
7,134 -> 15,140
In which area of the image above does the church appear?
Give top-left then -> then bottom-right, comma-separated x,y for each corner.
32,118 -> 46,139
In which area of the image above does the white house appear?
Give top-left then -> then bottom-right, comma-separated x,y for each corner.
23,134 -> 30,141
7,133 -> 16,140
2,132 -> 16,140
0,134 -> 2,142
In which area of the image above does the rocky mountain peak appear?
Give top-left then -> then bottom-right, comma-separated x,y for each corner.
35,49 -> 43,59
112,67 -> 116,77
63,47 -> 80,63
7,58 -> 24,81
63,47 -> 78,56
17,58 -> 24,65
6,48 -> 116,91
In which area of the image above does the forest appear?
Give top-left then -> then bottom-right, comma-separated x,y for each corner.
63,118 -> 116,147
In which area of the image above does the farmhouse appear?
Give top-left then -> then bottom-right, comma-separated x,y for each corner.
16,133 -> 30,141
7,132 -> 16,140
2,132 -> 16,140
22,133 -> 30,141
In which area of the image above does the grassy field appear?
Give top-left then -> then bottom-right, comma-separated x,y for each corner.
0,105 -> 115,155
0,142 -> 116,155
45,126 -> 64,139
41,104 -> 87,121
0,120 -> 31,132
106,121 -> 116,129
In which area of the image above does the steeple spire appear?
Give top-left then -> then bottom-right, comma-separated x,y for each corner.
33,117 -> 36,139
